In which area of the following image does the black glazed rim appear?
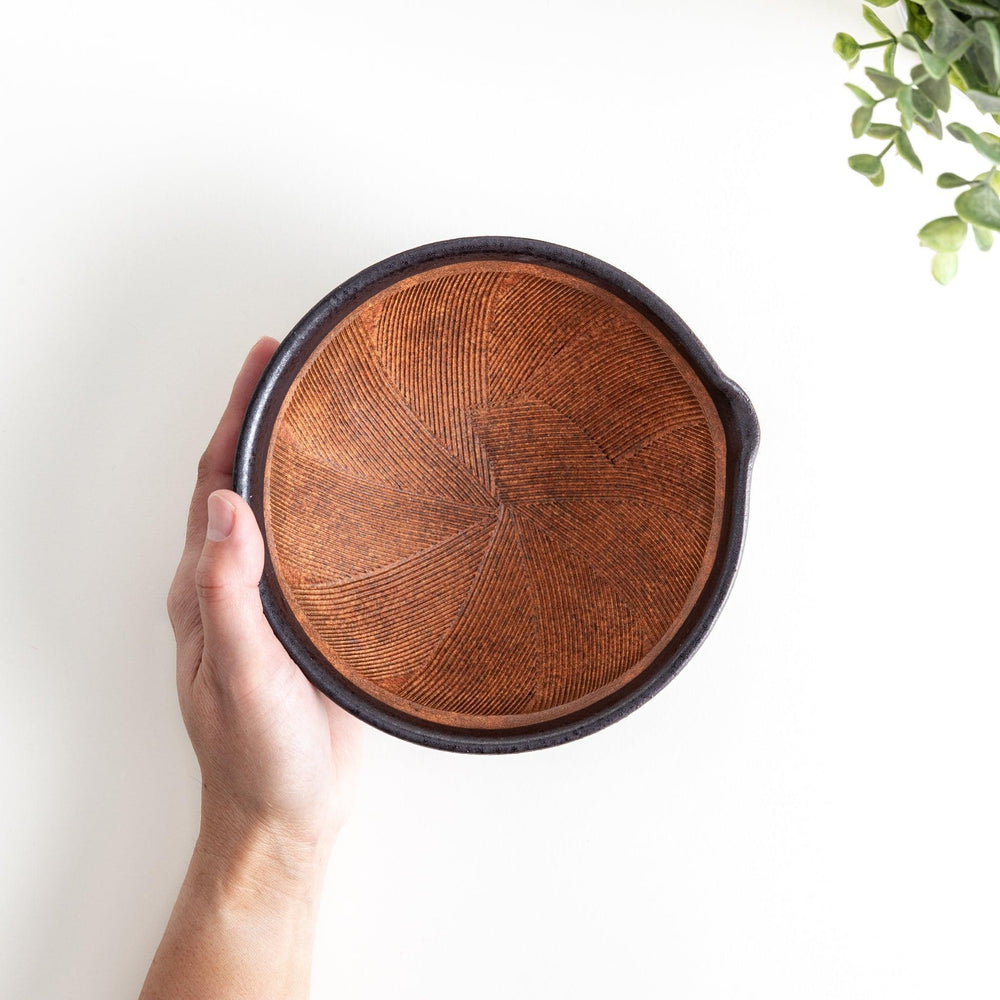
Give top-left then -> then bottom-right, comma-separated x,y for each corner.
234,236 -> 760,754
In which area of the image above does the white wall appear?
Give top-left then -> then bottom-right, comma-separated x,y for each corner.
3,1 -> 998,997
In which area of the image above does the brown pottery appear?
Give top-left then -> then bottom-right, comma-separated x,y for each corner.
235,237 -> 758,752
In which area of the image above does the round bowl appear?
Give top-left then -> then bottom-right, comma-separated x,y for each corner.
235,236 -> 758,753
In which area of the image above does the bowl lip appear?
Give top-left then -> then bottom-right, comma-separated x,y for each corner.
234,235 -> 760,754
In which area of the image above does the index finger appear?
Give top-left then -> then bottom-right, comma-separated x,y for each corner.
184,337 -> 279,552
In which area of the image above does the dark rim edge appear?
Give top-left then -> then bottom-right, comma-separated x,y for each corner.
234,236 -> 760,754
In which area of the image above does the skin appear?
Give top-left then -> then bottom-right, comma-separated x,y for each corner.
140,338 -> 364,1000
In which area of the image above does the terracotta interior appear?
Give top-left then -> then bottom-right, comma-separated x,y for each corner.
263,260 -> 727,730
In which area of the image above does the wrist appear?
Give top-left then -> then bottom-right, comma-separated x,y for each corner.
195,794 -> 333,908
146,796 -> 327,999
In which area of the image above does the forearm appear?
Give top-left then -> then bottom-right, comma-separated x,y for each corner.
150,338 -> 361,997
139,807 -> 330,1000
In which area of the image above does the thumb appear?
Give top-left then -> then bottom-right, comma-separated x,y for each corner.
195,489 -> 277,676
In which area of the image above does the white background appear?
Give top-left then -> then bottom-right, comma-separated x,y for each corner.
2,1 -> 999,997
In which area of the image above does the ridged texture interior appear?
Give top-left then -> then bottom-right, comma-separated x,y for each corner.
264,260 -> 726,728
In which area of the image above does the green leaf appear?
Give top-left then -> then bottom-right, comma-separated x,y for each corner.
946,34 -> 977,65
864,5 -> 895,38
898,86 -> 916,128
973,224 -> 995,249
931,251 -> 959,283
866,68 -> 904,96
947,121 -> 1000,162
925,0 -> 976,57
937,172 -> 972,187
915,110 -> 944,139
949,63 -> 971,91
917,44 -> 952,78
958,49 -> 993,94
974,20 -> 1000,89
846,83 -> 877,107
883,41 -> 897,74
868,122 -> 902,138
904,29 -> 944,54
912,87 -> 937,121
848,153 -> 886,185
895,130 -> 923,170
904,2 -> 934,41
834,32 -> 860,64
868,0 -> 898,6
948,2 -> 1000,16
918,215 -> 968,250
956,182 -> 1000,229
971,169 -> 1000,194
852,104 -> 874,137
848,153 -> 883,176
966,89 -> 1000,113
912,64 -> 952,111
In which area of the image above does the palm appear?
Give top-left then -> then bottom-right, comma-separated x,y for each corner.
168,337 -> 363,847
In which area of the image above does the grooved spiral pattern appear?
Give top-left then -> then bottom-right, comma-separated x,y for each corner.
264,260 -> 726,729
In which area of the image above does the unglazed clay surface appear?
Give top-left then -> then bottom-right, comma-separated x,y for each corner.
264,260 -> 727,729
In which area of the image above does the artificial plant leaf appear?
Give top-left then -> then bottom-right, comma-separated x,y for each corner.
895,130 -> 924,170
917,43 -> 952,78
852,105 -> 874,137
956,21 -> 997,93
917,215 -> 968,250
868,122 -> 902,138
980,168 -> 1000,194
931,251 -> 959,283
947,121 -> 1000,161
947,35 -> 978,65
949,1 -> 1000,14
937,171 -> 971,186
848,153 -> 885,177
884,41 -> 897,74
957,45 -> 992,94
834,32 -> 860,64
955,182 -> 1000,229
925,0 -> 976,57
912,87 -> 937,120
974,20 -> 1000,89
866,68 -> 904,96
846,83 -> 877,107
915,110 -> 944,138
864,5 -> 895,38
973,224 -> 995,249
898,86 -> 916,128
966,89 -> 1000,113
867,0 -> 898,6
904,1 -> 934,39
912,63 -> 952,110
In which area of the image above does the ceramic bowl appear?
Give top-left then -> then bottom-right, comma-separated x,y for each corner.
235,236 -> 758,752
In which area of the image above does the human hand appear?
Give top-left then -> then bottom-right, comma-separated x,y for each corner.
142,339 -> 363,999
166,337 -> 364,869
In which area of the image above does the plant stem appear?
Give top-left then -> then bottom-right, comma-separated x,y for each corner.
877,140 -> 895,159
859,39 -> 893,50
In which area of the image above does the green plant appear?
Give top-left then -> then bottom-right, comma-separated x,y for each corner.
834,0 -> 1000,282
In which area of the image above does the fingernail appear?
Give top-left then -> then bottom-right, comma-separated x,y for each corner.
207,493 -> 236,541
